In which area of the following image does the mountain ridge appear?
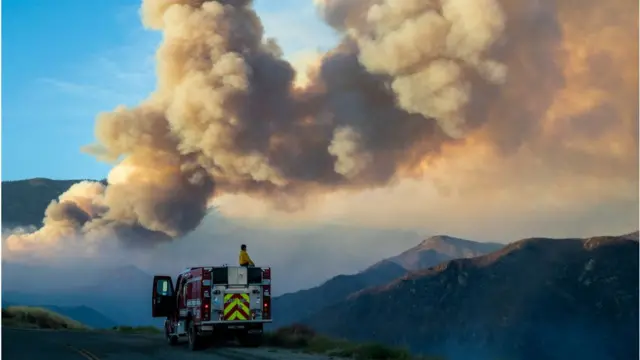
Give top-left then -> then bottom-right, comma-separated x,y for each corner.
271,235 -> 504,328
302,233 -> 639,360
385,234 -> 503,271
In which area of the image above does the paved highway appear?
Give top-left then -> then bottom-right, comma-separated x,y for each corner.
2,328 -> 333,360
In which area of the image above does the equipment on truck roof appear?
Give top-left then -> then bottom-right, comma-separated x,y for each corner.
151,265 -> 272,351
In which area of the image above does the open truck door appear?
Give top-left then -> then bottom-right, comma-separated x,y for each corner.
152,275 -> 175,318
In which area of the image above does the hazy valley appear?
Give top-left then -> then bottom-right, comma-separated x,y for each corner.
2,178 -> 638,360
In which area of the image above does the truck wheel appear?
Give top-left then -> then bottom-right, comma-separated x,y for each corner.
238,332 -> 262,348
166,332 -> 178,346
187,321 -> 202,351
165,322 -> 178,346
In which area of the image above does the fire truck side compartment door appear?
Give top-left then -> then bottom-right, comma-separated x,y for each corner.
152,275 -> 175,318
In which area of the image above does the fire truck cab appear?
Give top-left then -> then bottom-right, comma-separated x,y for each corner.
151,265 -> 272,351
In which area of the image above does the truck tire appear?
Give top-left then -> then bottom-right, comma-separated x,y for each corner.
238,332 -> 262,348
165,322 -> 178,346
166,331 -> 178,346
187,321 -> 202,351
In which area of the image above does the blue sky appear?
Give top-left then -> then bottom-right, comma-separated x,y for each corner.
2,0 -> 338,181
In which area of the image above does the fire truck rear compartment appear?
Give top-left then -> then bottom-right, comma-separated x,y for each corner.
209,267 -> 267,323
198,267 -> 267,343
153,266 -> 271,349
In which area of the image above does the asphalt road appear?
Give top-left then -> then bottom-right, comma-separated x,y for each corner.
2,328 -> 331,360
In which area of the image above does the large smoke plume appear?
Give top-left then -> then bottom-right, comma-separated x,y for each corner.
5,0 -> 637,253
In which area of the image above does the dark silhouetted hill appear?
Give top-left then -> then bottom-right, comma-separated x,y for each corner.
620,230 -> 638,241
271,260 -> 407,328
271,235 -> 504,328
2,306 -> 89,330
303,234 -> 639,360
1,178 -> 107,228
1,302 -> 117,329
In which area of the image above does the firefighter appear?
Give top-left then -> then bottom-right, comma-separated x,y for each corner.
239,244 -> 255,267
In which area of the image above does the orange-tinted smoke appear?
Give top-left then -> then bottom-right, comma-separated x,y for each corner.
5,0 -> 637,253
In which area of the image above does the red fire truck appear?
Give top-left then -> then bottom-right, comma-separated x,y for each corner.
151,265 -> 272,350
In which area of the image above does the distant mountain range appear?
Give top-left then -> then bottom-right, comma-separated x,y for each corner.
387,235 -> 504,271
303,234 -> 639,360
2,262 -> 159,327
271,235 -> 504,328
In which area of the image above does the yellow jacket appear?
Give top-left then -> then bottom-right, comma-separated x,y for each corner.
239,250 -> 255,266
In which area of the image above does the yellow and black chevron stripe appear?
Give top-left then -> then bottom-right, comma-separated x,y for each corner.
223,293 -> 250,321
